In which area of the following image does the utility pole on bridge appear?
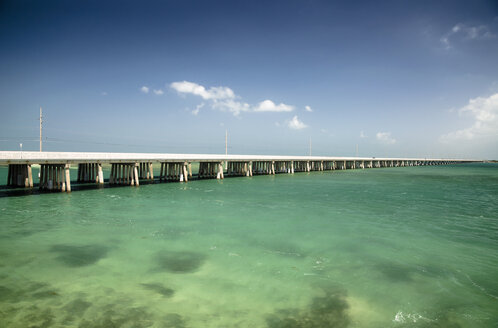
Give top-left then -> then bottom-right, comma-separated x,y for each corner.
39,107 -> 43,152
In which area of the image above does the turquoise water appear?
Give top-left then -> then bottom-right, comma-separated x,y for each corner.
0,164 -> 497,327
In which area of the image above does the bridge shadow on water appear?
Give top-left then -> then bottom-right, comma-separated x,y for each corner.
0,180 -> 158,198
0,175 -> 210,198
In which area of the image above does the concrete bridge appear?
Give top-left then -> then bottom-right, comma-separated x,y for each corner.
0,151 -> 479,193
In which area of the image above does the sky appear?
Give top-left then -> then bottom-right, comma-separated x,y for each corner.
1,0 -> 497,159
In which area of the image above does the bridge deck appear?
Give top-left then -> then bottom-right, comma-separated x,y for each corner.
0,151 -> 479,193
0,151 -> 477,164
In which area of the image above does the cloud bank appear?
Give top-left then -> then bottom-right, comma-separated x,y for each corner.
440,93 -> 498,142
170,81 -> 295,116
441,23 -> 495,49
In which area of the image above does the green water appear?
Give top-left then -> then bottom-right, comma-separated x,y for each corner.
0,164 -> 497,327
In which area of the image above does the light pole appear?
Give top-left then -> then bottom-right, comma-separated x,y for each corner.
39,107 -> 43,152
225,129 -> 228,169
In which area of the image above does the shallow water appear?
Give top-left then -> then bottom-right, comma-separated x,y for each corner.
0,163 -> 497,327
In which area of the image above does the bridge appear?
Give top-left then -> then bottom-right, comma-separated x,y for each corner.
0,151 -> 479,193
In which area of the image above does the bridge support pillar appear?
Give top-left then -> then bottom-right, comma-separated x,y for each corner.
77,163 -> 102,183
109,163 -> 139,186
227,161 -> 251,177
217,162 -> 224,179
65,165 -> 71,192
39,164 -> 69,192
159,162 -> 188,182
138,162 -> 154,181
7,164 -> 32,188
133,164 -> 139,185
253,161 -> 273,175
98,164 -> 104,185
198,162 -> 222,179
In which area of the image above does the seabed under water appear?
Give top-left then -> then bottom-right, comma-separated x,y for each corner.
0,163 -> 497,327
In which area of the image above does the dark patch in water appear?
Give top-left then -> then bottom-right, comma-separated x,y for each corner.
155,251 -> 206,273
375,260 -> 447,283
140,283 -> 175,297
375,261 -> 414,282
266,289 -> 350,328
50,244 -> 108,267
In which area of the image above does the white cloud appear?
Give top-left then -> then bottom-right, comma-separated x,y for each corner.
305,105 -> 313,112
170,80 -> 296,116
212,99 -> 251,116
140,86 -> 149,94
376,132 -> 396,144
254,100 -> 294,112
192,103 -> 204,116
360,131 -> 366,138
153,89 -> 164,95
287,116 -> 308,130
440,93 -> 498,142
441,23 -> 495,49
170,81 -> 235,100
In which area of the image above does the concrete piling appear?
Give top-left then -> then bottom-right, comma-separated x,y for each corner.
159,162 -> 189,182
7,164 -> 32,188
227,161 -> 252,176
38,164 -> 69,192
109,163 -> 139,186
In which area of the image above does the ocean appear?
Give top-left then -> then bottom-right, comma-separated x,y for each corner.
0,163 -> 497,327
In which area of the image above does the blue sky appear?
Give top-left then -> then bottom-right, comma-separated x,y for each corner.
1,0 -> 497,158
